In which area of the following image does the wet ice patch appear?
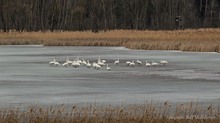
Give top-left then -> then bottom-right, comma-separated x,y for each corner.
147,69 -> 220,80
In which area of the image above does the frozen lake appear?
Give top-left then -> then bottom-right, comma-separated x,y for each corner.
0,45 -> 220,107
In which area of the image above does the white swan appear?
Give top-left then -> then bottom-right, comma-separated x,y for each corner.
49,58 -> 56,67
136,60 -> 142,66
97,56 -> 105,66
76,57 -> 82,64
101,60 -> 106,63
96,64 -> 101,70
65,57 -> 72,65
145,61 -> 151,67
72,61 -> 80,68
54,61 -> 60,67
98,61 -> 105,66
114,58 -> 120,65
86,60 -> 91,68
93,62 -> 101,70
62,62 -> 69,67
129,61 -> 135,67
49,61 -> 55,67
151,61 -> 159,66
160,60 -> 168,66
92,62 -> 96,68
106,64 -> 111,71
126,61 -> 131,66
98,56 -> 107,63
82,59 -> 87,66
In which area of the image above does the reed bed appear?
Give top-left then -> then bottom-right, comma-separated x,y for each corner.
0,102 -> 219,123
0,28 -> 220,52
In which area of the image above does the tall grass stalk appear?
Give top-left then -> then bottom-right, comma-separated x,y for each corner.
0,102 -> 219,123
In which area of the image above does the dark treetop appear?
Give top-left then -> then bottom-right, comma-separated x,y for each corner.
0,0 -> 220,32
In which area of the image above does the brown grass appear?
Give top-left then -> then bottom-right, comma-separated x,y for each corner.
0,102 -> 219,123
1,28 -> 220,52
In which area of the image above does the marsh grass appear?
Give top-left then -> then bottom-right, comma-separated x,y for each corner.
0,102 -> 219,123
0,29 -> 220,52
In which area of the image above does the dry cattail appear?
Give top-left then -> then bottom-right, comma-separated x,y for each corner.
1,29 -> 220,52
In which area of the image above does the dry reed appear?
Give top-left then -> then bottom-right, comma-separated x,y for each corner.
0,102 -> 219,123
0,28 -> 220,52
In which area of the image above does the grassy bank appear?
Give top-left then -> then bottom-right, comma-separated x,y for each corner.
0,102 -> 219,123
1,29 -> 220,52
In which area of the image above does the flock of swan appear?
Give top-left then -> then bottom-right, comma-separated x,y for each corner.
49,56 -> 168,70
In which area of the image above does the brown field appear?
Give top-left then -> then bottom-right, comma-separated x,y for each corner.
0,102 -> 219,123
0,28 -> 220,52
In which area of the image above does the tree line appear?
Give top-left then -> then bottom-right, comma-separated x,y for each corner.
0,0 -> 220,32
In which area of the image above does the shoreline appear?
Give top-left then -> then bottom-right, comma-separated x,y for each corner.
0,29 -> 220,53
0,45 -> 219,54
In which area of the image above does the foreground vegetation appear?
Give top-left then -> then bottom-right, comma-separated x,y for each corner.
0,102 -> 219,123
1,29 -> 220,52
